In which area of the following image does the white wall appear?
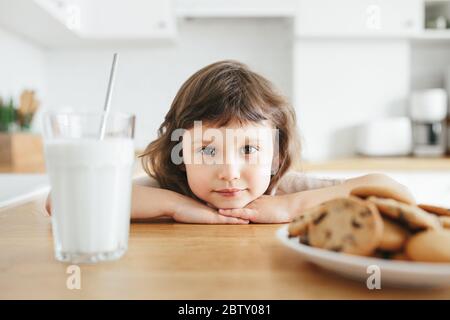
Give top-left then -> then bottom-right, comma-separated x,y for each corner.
410,41 -> 450,90
45,18 -> 294,149
294,39 -> 410,161
0,26 -> 46,111
0,17 -> 425,161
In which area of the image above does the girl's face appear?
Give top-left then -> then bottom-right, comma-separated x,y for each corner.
182,121 -> 276,209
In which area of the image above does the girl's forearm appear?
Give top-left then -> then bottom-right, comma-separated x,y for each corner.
287,184 -> 353,216
287,174 -> 416,218
131,184 -> 184,219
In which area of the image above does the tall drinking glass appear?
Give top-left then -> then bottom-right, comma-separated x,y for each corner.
42,111 -> 135,263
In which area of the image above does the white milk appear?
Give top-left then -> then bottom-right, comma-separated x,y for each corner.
44,138 -> 135,262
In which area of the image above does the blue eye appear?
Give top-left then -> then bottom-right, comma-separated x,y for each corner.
241,145 -> 258,155
200,146 -> 216,156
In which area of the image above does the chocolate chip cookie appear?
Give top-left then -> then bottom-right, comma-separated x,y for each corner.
418,204 -> 450,217
405,230 -> 450,263
367,196 -> 441,231
307,197 -> 383,256
439,216 -> 450,229
378,217 -> 410,252
288,204 -> 327,237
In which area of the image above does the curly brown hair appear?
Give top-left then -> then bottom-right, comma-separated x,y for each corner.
139,60 -> 301,201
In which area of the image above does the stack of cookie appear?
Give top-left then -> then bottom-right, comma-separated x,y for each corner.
288,186 -> 450,263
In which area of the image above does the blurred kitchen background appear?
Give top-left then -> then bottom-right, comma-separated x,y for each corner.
1,0 -> 450,207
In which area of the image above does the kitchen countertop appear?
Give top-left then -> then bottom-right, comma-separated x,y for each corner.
3,156 -> 450,174
297,156 -> 450,171
1,200 -> 450,299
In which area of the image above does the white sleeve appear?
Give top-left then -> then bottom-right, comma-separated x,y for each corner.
275,171 -> 346,195
133,174 -> 161,188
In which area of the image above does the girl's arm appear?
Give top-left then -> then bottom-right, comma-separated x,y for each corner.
131,184 -> 179,219
44,186 -> 175,219
45,184 -> 249,224
290,173 -> 415,214
218,174 -> 416,223
132,184 -> 249,224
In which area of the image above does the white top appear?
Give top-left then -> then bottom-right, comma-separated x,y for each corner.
133,171 -> 346,195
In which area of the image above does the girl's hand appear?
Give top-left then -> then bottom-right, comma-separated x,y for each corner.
218,194 -> 296,224
172,196 -> 250,224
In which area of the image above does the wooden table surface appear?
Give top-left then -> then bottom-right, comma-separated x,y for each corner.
1,199 -> 450,299
2,157 -> 450,299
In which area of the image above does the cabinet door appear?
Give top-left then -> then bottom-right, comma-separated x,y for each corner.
295,0 -> 422,37
175,0 -> 297,17
36,0 -> 177,39
79,0 -> 177,38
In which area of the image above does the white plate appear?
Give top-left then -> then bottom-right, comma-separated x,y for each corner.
276,225 -> 450,288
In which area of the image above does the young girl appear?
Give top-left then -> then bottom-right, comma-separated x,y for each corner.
129,60 -> 416,224
46,60 -> 414,223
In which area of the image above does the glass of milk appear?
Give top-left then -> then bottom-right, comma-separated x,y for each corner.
42,111 -> 135,264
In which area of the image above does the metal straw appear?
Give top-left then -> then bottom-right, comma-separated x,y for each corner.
99,53 -> 118,140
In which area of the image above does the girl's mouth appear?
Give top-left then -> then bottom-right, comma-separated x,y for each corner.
214,188 -> 246,197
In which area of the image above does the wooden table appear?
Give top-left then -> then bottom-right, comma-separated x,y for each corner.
2,157 -> 450,299
1,200 -> 450,299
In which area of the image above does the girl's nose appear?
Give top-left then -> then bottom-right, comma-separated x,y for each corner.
218,163 -> 241,181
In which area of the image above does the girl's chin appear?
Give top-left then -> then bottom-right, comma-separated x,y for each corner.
206,199 -> 253,210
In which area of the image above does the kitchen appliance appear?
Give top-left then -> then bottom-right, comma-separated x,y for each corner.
410,89 -> 447,157
356,117 -> 412,157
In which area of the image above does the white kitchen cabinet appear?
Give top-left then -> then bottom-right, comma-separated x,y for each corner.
0,0 -> 177,47
50,0 -> 177,39
175,0 -> 297,17
295,0 -> 423,37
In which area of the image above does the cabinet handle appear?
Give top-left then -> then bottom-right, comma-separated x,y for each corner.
404,19 -> 414,28
156,21 -> 167,30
